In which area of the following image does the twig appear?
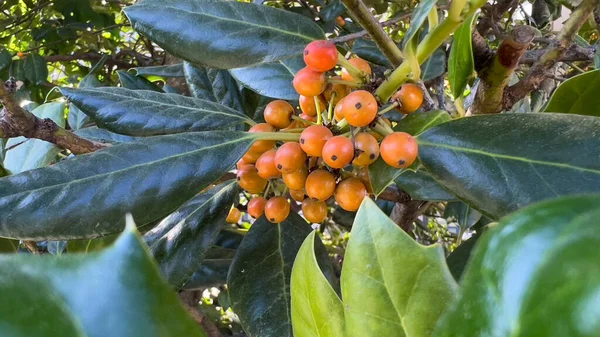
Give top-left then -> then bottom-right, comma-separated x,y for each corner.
178,291 -> 223,337
0,78 -> 108,154
519,45 -> 596,65
339,0 -> 404,66
476,0 -> 520,35
390,201 -> 432,233
503,0 -> 600,110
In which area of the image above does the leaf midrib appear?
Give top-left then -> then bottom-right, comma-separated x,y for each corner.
417,140 -> 600,175
2,135 -> 253,198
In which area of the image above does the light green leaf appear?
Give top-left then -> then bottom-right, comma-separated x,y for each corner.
3,102 -> 65,174
291,231 -> 345,337
448,14 -> 476,98
342,199 -> 457,337
544,69 -> 600,116
402,0 -> 438,49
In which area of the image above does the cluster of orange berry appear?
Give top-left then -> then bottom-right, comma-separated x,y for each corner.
227,40 -> 424,225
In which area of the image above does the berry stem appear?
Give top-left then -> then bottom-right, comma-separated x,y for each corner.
336,118 -> 349,129
245,119 -> 257,126
337,53 -> 368,83
377,102 -> 399,115
327,78 -> 360,87
315,96 -> 324,125
279,128 -> 305,133
292,115 -> 317,126
372,118 -> 394,136
254,132 -> 301,141
327,92 -> 336,122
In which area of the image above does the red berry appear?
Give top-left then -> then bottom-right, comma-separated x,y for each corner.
304,40 -> 338,72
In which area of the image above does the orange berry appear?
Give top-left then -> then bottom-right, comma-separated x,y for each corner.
248,123 -> 276,154
336,16 -> 346,26
352,132 -> 380,166
299,95 -> 326,117
264,100 -> 294,129
282,166 -> 308,190
335,178 -> 368,212
380,132 -> 419,168
237,158 -> 250,170
265,196 -> 291,223
341,90 -> 378,127
226,207 -> 242,223
16,51 -> 25,59
305,169 -> 336,201
302,199 -> 328,223
237,165 -> 268,194
303,40 -> 338,72
293,67 -> 326,96
256,149 -> 281,180
274,142 -> 307,173
322,136 -> 354,169
392,83 -> 423,114
341,58 -> 372,82
299,112 -> 317,123
299,125 -> 333,157
248,197 -> 267,219
290,189 -> 306,202
323,76 -> 350,106
334,97 -> 346,121
242,150 -> 262,164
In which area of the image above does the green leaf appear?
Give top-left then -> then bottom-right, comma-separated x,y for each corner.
144,180 -> 239,289
230,55 -> 305,100
341,198 -> 457,337
67,234 -> 119,253
352,39 -> 393,67
74,127 -> 139,144
0,218 -> 208,337
291,231 -> 345,337
402,0 -> 438,49
0,49 -> 11,71
395,109 -> 451,135
369,110 -> 451,196
417,113 -> 600,219
0,238 -> 18,253
68,56 -> 108,130
544,69 -> 600,116
445,232 -> 480,281
23,54 -> 48,85
448,14 -> 476,98
0,131 -> 255,240
123,0 -> 324,69
184,62 -> 245,113
10,59 -> 25,81
434,194 -> 600,337
60,87 -> 253,136
117,70 -> 164,92
228,213 -> 335,337
421,48 -> 446,82
134,63 -> 185,78
444,201 -> 482,230
3,102 -> 65,174
183,258 -> 232,290
395,169 -> 457,201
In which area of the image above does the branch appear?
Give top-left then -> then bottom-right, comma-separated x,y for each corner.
46,50 -> 155,69
377,184 -> 412,203
179,291 -> 223,337
519,45 -> 596,65
0,78 -> 108,154
471,26 -> 536,114
503,0 -> 600,110
390,201 -> 432,232
331,11 -> 413,43
339,0 -> 404,66
476,0 -> 520,35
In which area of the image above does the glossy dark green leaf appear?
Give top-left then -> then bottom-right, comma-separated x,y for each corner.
444,201 -> 482,230
0,219 -> 208,337
60,87 -> 253,136
117,70 -> 163,92
134,63 -> 185,78
74,127 -> 139,144
435,194 -> 600,337
230,55 -> 305,100
3,102 -> 65,174
68,56 -> 108,131
184,62 -> 245,113
544,69 -> 600,116
124,0 -> 324,69
402,0 -> 438,49
395,169 -> 457,201
228,213 -> 335,337
445,232 -> 481,281
448,14 -> 476,98
421,48 -> 446,82
67,234 -> 119,253
144,180 -> 239,289
183,258 -> 232,290
417,113 -> 600,219
10,59 -> 25,81
0,49 -> 11,71
291,231 -> 345,337
352,39 -> 393,67
0,131 -> 255,240
369,110 -> 451,196
23,54 -> 48,85
342,199 -> 457,337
